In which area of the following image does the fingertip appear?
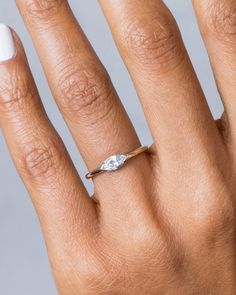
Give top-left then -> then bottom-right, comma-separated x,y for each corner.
0,24 -> 29,67
0,24 -> 18,63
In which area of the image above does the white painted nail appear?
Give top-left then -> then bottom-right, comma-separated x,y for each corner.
0,24 -> 16,62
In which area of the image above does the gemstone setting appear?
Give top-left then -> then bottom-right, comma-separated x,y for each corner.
101,154 -> 127,171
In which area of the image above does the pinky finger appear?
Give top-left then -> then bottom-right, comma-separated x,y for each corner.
0,25 -> 97,254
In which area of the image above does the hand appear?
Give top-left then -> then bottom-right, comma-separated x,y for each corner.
1,0 -> 236,294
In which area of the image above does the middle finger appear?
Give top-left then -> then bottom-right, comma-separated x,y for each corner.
99,0 -> 222,169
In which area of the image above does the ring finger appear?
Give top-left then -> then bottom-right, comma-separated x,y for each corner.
15,0 -> 151,212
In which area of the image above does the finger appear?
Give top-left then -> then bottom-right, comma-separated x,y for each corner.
192,1 -> 236,148
98,0 -> 221,166
15,0 -> 152,221
15,0 -> 140,175
0,25 -> 96,254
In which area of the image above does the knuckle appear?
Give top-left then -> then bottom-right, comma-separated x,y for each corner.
78,262 -> 110,293
0,87 -> 27,113
65,251 -> 114,294
21,138 -> 64,182
24,0 -> 65,20
123,15 -> 184,70
206,1 -> 236,43
0,74 -> 36,114
206,198 -> 235,242
58,65 -> 115,125
194,180 -> 235,242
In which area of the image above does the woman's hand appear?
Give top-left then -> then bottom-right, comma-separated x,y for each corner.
1,0 -> 236,294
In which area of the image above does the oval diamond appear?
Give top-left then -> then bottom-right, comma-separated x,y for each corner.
101,154 -> 127,171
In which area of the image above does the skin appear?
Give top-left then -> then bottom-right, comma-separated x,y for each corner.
1,0 -> 236,294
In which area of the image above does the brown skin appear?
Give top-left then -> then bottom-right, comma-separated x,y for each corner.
1,0 -> 236,294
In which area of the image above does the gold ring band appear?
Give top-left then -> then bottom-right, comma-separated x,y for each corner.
86,146 -> 149,179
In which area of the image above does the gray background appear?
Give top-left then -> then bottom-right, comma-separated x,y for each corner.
0,1 -> 222,294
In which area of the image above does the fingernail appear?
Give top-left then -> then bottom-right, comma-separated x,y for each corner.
0,24 -> 16,62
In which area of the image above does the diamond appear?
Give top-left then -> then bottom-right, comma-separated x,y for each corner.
101,154 -> 127,171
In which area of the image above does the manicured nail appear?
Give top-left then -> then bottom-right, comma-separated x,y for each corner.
0,24 -> 16,62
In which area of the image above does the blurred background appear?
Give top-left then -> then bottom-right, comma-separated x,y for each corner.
0,0 -> 223,294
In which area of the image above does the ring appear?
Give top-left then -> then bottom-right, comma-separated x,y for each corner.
86,146 -> 149,179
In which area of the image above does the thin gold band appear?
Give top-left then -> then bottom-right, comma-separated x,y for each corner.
86,146 -> 149,179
